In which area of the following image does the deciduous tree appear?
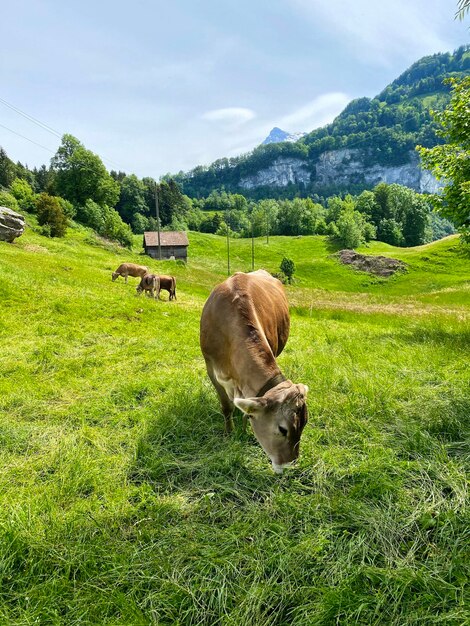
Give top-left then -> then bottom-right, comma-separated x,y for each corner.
418,77 -> 470,241
51,134 -> 119,209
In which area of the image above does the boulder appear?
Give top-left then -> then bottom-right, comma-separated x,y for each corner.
0,206 -> 25,242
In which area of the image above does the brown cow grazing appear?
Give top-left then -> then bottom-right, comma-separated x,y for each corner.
112,263 -> 148,283
200,269 -> 308,474
157,275 -> 177,301
136,273 -> 160,299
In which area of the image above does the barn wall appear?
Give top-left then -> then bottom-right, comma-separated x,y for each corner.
145,246 -> 188,260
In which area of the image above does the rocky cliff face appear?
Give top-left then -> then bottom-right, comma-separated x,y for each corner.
239,149 -> 439,193
239,157 -> 311,189
315,149 -> 439,193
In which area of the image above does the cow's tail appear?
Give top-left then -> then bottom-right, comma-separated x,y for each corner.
172,276 -> 177,300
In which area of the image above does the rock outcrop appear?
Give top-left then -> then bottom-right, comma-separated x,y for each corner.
238,149 -> 439,193
0,206 -> 25,242
239,157 -> 311,189
315,149 -> 439,193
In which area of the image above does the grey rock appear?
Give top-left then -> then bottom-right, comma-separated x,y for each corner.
238,148 -> 439,193
315,149 -> 438,193
0,206 -> 25,242
240,157 -> 311,189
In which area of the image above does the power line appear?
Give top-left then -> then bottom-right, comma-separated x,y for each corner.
0,95 -> 126,170
0,97 -> 62,138
0,122 -> 55,153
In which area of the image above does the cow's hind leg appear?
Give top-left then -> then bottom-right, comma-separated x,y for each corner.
207,368 -> 234,433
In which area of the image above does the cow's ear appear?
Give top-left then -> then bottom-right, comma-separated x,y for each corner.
234,397 -> 267,417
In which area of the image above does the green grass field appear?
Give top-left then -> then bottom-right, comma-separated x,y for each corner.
0,219 -> 469,625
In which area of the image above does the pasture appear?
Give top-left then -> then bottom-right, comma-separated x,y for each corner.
0,221 -> 469,625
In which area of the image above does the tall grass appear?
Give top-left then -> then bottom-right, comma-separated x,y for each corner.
0,223 -> 468,624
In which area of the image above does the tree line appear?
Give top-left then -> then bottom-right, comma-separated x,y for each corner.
1,68 -> 467,248
0,134 -> 193,247
188,186 -> 454,249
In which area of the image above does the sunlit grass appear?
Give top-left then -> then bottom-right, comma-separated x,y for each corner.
0,222 -> 468,624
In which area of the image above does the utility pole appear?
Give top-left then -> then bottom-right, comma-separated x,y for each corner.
266,204 -> 270,245
154,183 -> 161,260
251,218 -> 255,271
226,210 -> 230,276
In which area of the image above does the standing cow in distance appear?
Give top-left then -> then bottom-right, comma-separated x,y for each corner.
136,273 -> 160,299
200,269 -> 308,474
112,263 -> 148,283
157,275 -> 177,301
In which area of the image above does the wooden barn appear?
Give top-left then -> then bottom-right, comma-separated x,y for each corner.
143,231 -> 189,261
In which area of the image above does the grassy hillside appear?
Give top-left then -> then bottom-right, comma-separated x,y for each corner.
0,223 -> 469,625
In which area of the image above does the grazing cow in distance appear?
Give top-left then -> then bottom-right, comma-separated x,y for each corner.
200,269 -> 308,474
112,263 -> 148,283
157,275 -> 177,301
136,273 -> 160,299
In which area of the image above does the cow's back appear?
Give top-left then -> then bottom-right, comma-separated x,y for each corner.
200,270 -> 289,364
159,275 -> 174,290
119,263 -> 148,276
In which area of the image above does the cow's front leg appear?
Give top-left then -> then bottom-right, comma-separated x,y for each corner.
207,369 -> 234,433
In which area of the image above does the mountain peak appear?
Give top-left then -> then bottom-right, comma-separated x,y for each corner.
262,127 -> 306,145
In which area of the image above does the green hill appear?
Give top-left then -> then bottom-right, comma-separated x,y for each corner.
171,46 -> 470,199
0,224 -> 469,624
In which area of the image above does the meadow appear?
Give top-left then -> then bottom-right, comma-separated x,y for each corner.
0,220 -> 469,625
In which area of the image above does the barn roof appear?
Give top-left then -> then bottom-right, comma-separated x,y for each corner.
143,231 -> 189,247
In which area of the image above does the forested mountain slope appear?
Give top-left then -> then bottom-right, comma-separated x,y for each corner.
171,46 -> 470,199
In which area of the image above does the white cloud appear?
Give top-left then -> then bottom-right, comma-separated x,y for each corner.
278,92 -> 351,131
201,107 -> 256,128
288,0 -> 454,67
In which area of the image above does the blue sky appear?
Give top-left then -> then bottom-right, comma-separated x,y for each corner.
1,0 -> 468,178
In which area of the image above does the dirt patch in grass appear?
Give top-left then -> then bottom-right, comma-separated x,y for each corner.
338,249 -> 407,277
23,244 -> 50,254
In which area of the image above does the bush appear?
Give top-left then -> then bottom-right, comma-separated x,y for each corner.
10,178 -> 35,211
78,200 -> 133,247
57,197 -> 76,219
35,193 -> 68,237
280,257 -> 295,284
271,271 -> 288,284
0,190 -> 20,212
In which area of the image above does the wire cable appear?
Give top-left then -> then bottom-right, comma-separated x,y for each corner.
0,122 -> 55,153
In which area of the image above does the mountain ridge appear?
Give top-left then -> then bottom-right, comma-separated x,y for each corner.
262,127 -> 307,145
168,45 -> 470,199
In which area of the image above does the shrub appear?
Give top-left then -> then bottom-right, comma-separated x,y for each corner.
271,271 -> 288,284
0,190 -> 20,212
57,197 -> 76,219
10,178 -> 35,211
35,193 -> 68,237
280,257 -> 295,284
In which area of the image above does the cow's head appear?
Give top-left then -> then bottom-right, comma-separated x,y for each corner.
136,283 -> 144,294
112,272 -> 119,281
234,381 -> 308,474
